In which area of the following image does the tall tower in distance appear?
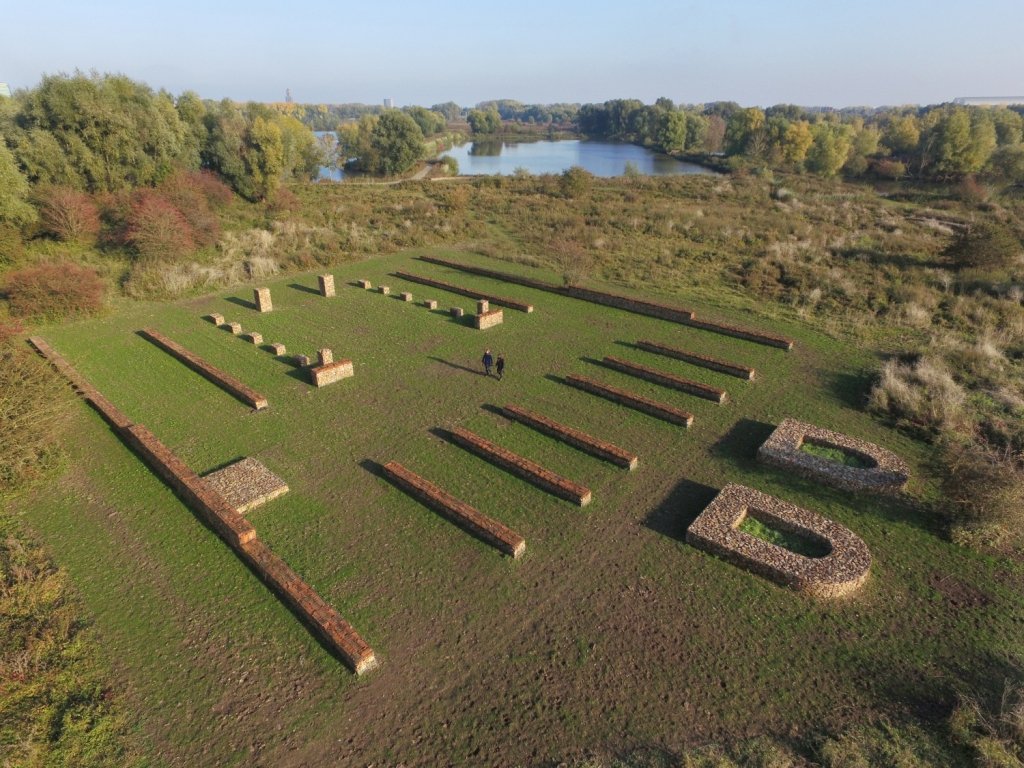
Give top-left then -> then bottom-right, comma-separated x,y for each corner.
383,97 -> 395,109
285,88 -> 293,103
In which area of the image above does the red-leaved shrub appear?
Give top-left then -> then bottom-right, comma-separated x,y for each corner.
157,171 -> 230,247
0,319 -> 25,346
33,185 -> 101,243
125,190 -> 196,261
4,263 -> 105,320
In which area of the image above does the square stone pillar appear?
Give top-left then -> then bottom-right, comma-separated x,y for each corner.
317,348 -> 333,366
477,299 -> 490,314
318,274 -> 335,297
255,287 -> 273,313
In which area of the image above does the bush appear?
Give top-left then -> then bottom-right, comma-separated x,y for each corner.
560,165 -> 593,198
942,441 -> 1024,545
33,185 -> 101,243
867,356 -> 967,436
125,190 -> 196,261
157,171 -> 225,247
0,347 -> 71,490
4,262 -> 106,321
946,221 -> 1022,273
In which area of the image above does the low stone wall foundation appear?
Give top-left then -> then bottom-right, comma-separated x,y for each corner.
601,356 -> 727,403
310,359 -> 354,387
383,461 -> 525,558
501,404 -> 638,470
474,309 -> 504,330
140,328 -> 268,410
686,484 -> 872,598
448,426 -> 592,506
393,270 -> 534,312
564,374 -> 693,427
757,418 -> 910,494
636,340 -> 755,380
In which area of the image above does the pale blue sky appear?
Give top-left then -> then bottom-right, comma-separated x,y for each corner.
5,0 -> 1022,107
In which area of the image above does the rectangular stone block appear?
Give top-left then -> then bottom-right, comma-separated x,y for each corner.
501,404 -> 638,470
423,300 -> 438,310
295,354 -> 311,367
636,340 -> 756,380
379,285 -> 390,295
318,274 -> 335,297
393,269 -> 534,313
207,313 -> 224,325
358,279 -> 372,289
564,374 -> 693,427
601,355 -> 727,403
245,332 -> 263,345
254,287 -> 273,313
227,322 -> 242,335
317,348 -> 333,366
269,343 -> 286,356
450,306 -> 464,318
476,299 -> 490,314
474,309 -> 504,330
400,291 -> 413,302
310,359 -> 354,387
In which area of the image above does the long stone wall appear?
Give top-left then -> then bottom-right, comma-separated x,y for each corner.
601,356 -> 728,403
564,374 -> 694,427
686,484 -> 872,598
416,256 -> 795,350
139,328 -> 268,410
382,461 -> 526,558
447,426 -> 592,506
30,337 -> 377,674
636,340 -> 756,380
393,270 -> 534,313
757,418 -> 910,494
501,404 -> 638,470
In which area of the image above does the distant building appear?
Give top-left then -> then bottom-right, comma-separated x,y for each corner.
383,97 -> 394,109
954,96 -> 1024,106
285,88 -> 293,103
0,83 -> 11,98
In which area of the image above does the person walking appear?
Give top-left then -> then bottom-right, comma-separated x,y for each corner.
495,355 -> 505,381
482,349 -> 493,377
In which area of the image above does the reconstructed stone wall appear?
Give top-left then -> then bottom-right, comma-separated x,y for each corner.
636,340 -> 756,380
474,309 -> 504,330
28,337 -> 133,430
417,256 -> 795,350
310,359 -> 354,387
564,374 -> 694,427
757,418 -> 910,494
383,461 -> 526,558
686,484 -> 872,598
448,426 -> 592,506
393,270 -> 534,313
358,279 -> 372,289
318,274 -> 335,297
501,404 -> 638,470
30,337 -> 377,675
139,328 -> 268,410
601,356 -> 728,403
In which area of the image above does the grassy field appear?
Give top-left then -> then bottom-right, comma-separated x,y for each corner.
9,249 -> 1023,766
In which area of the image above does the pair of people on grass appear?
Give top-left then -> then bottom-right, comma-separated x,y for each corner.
481,349 -> 505,379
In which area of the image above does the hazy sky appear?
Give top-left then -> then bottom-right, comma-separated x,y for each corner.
5,0 -> 1023,107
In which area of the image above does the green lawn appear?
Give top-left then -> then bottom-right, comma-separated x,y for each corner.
13,249 -> 1022,766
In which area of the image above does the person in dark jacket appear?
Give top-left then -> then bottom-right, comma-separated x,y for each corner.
495,355 -> 505,381
482,349 -> 493,376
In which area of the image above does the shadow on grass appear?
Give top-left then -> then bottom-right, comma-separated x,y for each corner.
644,477 -> 719,542
200,456 -> 247,475
710,418 -> 776,466
828,368 -> 877,410
288,282 -> 321,296
428,355 -> 487,376
358,458 -> 387,479
224,296 -> 256,311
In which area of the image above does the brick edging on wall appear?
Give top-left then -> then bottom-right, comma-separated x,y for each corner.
383,461 -> 526,558
139,328 -> 268,410
447,426 -> 592,506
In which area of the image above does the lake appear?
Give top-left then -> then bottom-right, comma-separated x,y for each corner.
441,139 -> 715,177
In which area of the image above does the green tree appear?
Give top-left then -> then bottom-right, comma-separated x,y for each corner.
405,106 -> 446,137
367,111 -> 424,175
0,137 -> 37,226
467,108 -> 501,134
882,114 -> 920,155
725,107 -> 766,155
657,111 -> 688,153
991,108 -> 1024,145
779,120 -> 813,169
921,107 -> 996,176
431,102 -> 462,121
175,90 -> 207,170
806,123 -> 852,177
559,165 -> 593,198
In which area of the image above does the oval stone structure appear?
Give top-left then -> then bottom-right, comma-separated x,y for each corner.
757,418 -> 909,494
686,484 -> 871,598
